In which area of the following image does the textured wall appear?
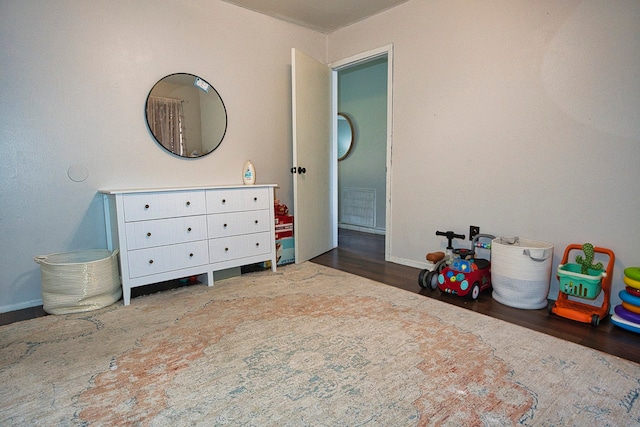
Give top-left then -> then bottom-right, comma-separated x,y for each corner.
0,0 -> 325,311
329,0 -> 640,305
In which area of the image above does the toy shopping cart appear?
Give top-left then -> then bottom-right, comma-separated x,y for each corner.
549,244 -> 614,327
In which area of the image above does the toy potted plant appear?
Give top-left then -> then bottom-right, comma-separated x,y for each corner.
557,243 -> 606,300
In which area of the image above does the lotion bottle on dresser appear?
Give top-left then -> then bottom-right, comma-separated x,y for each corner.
243,160 -> 256,185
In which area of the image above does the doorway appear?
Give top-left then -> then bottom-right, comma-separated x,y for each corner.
331,45 -> 393,260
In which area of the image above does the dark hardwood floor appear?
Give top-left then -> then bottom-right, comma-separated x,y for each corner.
3,228 -> 639,364
311,228 -> 640,364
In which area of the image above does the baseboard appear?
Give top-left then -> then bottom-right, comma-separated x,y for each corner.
338,224 -> 385,235
0,298 -> 44,314
388,255 -> 434,271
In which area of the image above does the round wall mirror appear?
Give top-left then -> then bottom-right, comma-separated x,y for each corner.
146,73 -> 227,158
337,113 -> 354,161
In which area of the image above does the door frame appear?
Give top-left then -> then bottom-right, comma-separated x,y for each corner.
329,44 -> 394,261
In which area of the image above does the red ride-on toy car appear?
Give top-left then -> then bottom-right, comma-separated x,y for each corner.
435,234 -> 494,300
419,230 -> 471,291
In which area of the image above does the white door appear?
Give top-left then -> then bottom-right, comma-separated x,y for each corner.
291,48 -> 334,263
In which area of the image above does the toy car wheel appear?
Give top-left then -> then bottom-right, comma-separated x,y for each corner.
547,301 -> 555,315
426,270 -> 439,290
418,269 -> 429,289
434,260 -> 447,274
469,283 -> 481,300
591,314 -> 600,327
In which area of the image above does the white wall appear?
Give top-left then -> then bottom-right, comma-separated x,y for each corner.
329,0 -> 640,307
0,0 -> 325,311
3,0 -> 639,313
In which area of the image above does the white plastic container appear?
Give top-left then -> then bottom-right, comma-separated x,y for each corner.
243,160 -> 256,185
491,237 -> 554,309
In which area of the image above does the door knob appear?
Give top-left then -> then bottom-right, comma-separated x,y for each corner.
290,166 -> 306,174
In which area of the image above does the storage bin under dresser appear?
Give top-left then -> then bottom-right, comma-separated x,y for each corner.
100,185 -> 277,305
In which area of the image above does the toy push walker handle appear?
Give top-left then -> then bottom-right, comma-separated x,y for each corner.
435,230 -> 466,250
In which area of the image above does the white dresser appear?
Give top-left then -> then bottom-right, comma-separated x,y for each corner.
100,185 -> 277,305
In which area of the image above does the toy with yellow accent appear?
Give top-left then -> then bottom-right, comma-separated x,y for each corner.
435,234 -> 495,300
623,267 -> 640,289
418,230 -> 469,291
611,267 -> 640,334
548,243 -> 614,327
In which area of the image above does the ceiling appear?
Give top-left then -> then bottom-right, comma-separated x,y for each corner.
222,0 -> 409,33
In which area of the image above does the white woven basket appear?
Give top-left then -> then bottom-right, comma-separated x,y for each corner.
491,237 -> 553,309
34,249 -> 122,314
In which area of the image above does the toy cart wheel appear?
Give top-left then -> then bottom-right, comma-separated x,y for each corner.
426,270 -> 439,290
469,283 -> 481,300
591,314 -> 600,327
434,260 -> 447,274
547,301 -> 555,315
418,269 -> 429,288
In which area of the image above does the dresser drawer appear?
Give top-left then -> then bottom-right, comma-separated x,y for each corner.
209,232 -> 272,263
127,240 -> 209,278
206,188 -> 269,213
207,210 -> 271,238
123,190 -> 206,222
125,215 -> 208,250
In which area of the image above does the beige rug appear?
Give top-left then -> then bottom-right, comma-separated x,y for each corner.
1,262 -> 639,426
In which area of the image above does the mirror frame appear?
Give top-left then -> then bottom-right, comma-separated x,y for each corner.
145,73 -> 227,159
337,112 -> 355,161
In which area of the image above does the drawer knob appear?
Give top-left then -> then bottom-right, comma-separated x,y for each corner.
255,220 -> 259,224
222,199 -> 226,204
186,201 -> 191,206
148,259 -> 154,264
144,204 -> 150,209
146,232 -> 151,237
254,197 -> 257,201
187,227 -> 192,232
225,247 -> 229,252
189,253 -> 194,258
255,242 -> 260,247
223,223 -> 228,228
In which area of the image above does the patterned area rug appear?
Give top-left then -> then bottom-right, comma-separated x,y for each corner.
1,262 -> 639,425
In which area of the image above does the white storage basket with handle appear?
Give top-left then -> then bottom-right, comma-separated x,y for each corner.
491,237 -> 554,309
34,249 -> 122,314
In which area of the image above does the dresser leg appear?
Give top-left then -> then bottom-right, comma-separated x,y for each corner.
123,287 -> 131,306
207,271 -> 214,287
